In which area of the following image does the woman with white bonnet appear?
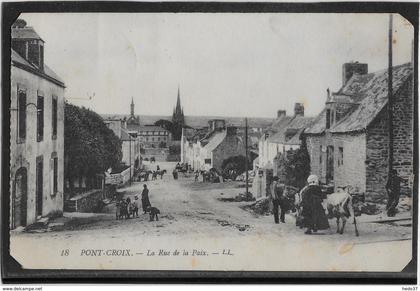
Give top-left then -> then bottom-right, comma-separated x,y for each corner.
300,174 -> 329,234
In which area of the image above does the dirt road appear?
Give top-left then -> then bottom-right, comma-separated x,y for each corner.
10,162 -> 412,271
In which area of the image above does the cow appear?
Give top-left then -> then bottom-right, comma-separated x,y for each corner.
295,185 -> 364,236
325,186 -> 365,236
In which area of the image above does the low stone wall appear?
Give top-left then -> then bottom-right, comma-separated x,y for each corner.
64,189 -> 104,213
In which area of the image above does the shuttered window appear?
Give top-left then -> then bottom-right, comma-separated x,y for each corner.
52,96 -> 58,139
17,89 -> 27,141
53,157 -> 58,194
37,95 -> 44,142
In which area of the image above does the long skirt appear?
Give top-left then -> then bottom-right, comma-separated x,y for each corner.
142,198 -> 151,212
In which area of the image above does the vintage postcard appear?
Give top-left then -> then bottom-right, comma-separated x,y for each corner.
3,3 -> 417,281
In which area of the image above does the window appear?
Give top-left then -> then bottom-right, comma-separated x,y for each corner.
53,157 -> 58,194
319,145 -> 322,164
204,159 -> 211,164
326,109 -> 331,129
52,96 -> 58,139
37,94 -> 44,142
338,147 -> 344,167
17,88 -> 27,141
50,153 -> 58,195
28,40 -> 40,67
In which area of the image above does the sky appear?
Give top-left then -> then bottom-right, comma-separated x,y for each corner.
20,13 -> 413,118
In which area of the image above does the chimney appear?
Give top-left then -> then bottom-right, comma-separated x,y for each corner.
326,88 -> 330,102
277,110 -> 286,118
294,103 -> 304,117
342,62 -> 368,85
208,119 -> 225,131
226,126 -> 237,136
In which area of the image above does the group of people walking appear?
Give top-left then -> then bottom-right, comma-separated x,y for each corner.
269,170 -> 403,235
116,184 -> 152,220
268,174 -> 330,235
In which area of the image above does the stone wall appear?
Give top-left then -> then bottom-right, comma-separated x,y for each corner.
391,78 -> 413,195
332,133 -> 366,192
65,189 -> 104,213
212,135 -> 246,172
305,132 -> 366,193
366,108 -> 389,203
365,77 -> 413,202
305,135 -> 325,183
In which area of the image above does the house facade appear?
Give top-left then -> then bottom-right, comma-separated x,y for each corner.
181,120 -> 246,172
304,62 -> 413,203
10,19 -> 65,229
136,126 -> 171,148
103,118 -> 141,171
258,103 -> 313,170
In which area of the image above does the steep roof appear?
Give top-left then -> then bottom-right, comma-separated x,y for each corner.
12,27 -> 43,41
202,130 -> 227,152
269,116 -> 294,132
268,115 -> 314,144
305,63 -> 413,135
11,49 -> 65,87
304,109 -> 327,134
120,129 -> 133,141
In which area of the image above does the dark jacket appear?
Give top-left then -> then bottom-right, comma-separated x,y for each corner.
141,188 -> 151,208
386,174 -> 403,194
301,185 -> 329,230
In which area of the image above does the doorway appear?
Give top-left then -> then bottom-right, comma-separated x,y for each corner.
12,167 -> 27,228
36,156 -> 43,217
326,145 -> 334,184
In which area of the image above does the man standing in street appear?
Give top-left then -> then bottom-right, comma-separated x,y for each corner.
270,176 -> 286,224
386,169 -> 403,217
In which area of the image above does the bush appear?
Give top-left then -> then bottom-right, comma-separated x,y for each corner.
221,155 -> 250,180
169,144 -> 181,155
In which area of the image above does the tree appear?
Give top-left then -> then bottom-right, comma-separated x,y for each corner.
154,119 -> 173,132
283,143 -> 311,189
64,103 -> 122,194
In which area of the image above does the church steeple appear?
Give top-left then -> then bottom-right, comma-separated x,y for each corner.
130,97 -> 134,117
175,85 -> 182,116
172,85 -> 185,140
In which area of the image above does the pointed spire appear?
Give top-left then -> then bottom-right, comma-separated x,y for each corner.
130,97 -> 135,117
176,85 -> 181,113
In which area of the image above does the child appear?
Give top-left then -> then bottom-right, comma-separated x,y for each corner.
132,196 -> 140,218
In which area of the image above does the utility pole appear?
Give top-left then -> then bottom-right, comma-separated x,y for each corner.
129,136 -> 132,186
388,14 -> 394,175
245,118 -> 249,195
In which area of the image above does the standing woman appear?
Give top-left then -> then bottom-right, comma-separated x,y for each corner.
141,184 -> 151,214
301,175 -> 329,234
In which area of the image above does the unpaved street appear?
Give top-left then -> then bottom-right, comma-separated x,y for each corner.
10,162 -> 412,271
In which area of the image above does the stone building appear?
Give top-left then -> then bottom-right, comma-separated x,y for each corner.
304,62 -> 413,203
120,129 -> 141,169
258,103 -> 313,170
10,19 -> 65,229
137,125 -> 172,149
181,119 -> 246,172
103,118 -> 141,171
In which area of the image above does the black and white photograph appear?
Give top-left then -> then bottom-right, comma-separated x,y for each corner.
2,2 -> 417,282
